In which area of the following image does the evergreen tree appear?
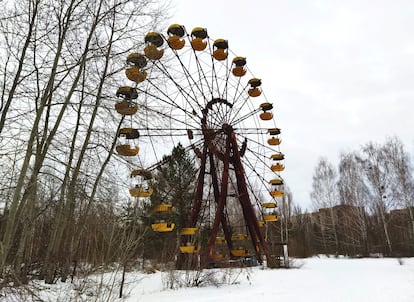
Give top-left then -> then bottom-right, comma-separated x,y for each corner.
143,143 -> 197,263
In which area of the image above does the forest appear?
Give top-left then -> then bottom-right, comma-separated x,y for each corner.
0,0 -> 413,291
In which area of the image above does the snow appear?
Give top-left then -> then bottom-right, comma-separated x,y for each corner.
3,257 -> 414,301
130,258 -> 414,302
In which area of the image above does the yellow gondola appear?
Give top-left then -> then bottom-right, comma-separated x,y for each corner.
190,27 -> 208,51
263,214 -> 279,222
231,234 -> 247,241
271,163 -> 285,172
115,87 -> 138,116
268,137 -> 281,145
213,48 -> 227,60
260,102 -> 273,111
144,44 -> 164,60
119,128 -> 140,139
125,66 -> 148,83
151,222 -> 175,232
231,248 -> 248,257
271,153 -> 284,161
191,37 -> 207,51
167,24 -> 185,37
248,78 -> 262,97
145,32 -> 164,47
260,102 -> 273,120
262,202 -> 277,208
269,178 -> 284,185
248,88 -> 261,97
232,56 -> 247,77
180,227 -> 199,235
116,86 -> 138,100
270,190 -> 284,197
154,203 -> 174,212
130,169 -> 152,180
179,245 -> 199,254
126,53 -> 147,68
268,128 -> 281,135
167,24 -> 186,50
129,186 -> 153,198
212,39 -> 228,61
260,111 -> 273,120
215,237 -> 226,245
116,144 -> 139,156
248,78 -> 261,86
115,101 -> 138,115
232,66 -> 246,77
167,35 -> 185,50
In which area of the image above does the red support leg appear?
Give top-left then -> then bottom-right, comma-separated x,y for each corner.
206,136 -> 231,261
230,132 -> 275,268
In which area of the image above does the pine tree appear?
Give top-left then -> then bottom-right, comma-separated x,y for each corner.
143,143 -> 197,263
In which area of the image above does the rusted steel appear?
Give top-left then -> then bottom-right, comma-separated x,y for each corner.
177,145 -> 207,270
206,136 -> 231,257
230,132 -> 275,268
208,152 -> 234,255
190,145 -> 208,226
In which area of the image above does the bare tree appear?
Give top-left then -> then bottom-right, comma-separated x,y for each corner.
337,151 -> 370,256
0,0 -> 168,283
383,137 -> 414,254
310,157 -> 340,255
358,141 -> 396,255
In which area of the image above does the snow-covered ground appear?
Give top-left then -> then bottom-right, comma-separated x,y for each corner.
3,257 -> 414,301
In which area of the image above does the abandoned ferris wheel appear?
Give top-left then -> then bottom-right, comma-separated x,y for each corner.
114,24 -> 286,269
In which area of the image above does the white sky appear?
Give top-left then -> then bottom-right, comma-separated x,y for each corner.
171,0 -> 414,210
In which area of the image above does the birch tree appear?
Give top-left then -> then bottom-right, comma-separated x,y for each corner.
358,141 -> 395,255
338,151 -> 370,256
383,137 -> 414,254
310,157 -> 340,255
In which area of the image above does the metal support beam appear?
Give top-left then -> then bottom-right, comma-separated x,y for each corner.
206,135 -> 231,258
230,132 -> 275,268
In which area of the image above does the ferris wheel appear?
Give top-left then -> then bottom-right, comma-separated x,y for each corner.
114,24 -> 285,269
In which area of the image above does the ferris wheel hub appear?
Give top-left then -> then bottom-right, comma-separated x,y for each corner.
222,123 -> 233,134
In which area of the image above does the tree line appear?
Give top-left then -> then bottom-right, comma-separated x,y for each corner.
285,137 -> 414,258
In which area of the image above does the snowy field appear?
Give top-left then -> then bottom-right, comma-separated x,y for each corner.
3,257 -> 414,301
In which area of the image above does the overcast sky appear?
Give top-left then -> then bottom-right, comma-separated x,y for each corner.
171,0 -> 414,210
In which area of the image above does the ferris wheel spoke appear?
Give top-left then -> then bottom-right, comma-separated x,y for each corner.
169,47 -> 207,98
237,133 -> 281,154
185,40 -> 214,98
145,140 -> 203,172
206,41 -> 226,100
219,100 -> 234,123
240,151 -> 268,184
141,104 -> 199,131
223,60 -> 233,102
150,59 -> 206,115
227,96 -> 254,124
207,106 -> 227,128
244,172 -> 265,207
146,69 -> 200,116
229,108 -> 261,127
229,83 -> 249,107
242,143 -> 284,182
137,80 -> 200,126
